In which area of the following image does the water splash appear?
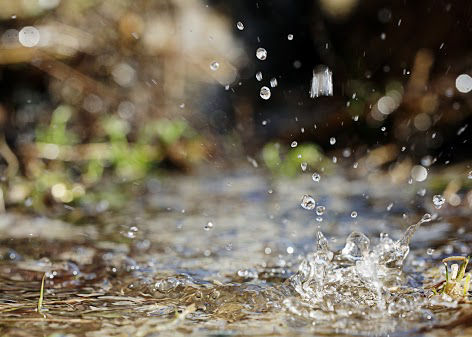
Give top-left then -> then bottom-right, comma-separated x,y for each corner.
286,214 -> 433,324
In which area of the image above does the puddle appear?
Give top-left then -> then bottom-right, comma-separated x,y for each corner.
1,168 -> 471,336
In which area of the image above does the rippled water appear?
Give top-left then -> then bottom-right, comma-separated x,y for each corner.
1,167 -> 471,336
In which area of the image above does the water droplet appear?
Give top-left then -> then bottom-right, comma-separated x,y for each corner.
210,61 -> 219,71
380,32 -> 386,40
247,156 -> 258,168
287,34 -> 294,40
381,126 -> 386,131
432,195 -> 445,209
204,221 -> 214,231
468,171 -> 472,179
421,213 -> 432,222
291,141 -> 298,148
236,21 -> 244,30
262,120 -> 267,126
312,172 -> 321,182
256,71 -> 263,81
260,86 -> 271,100
316,205 -> 325,215
270,78 -> 278,87
19,26 -> 40,47
287,246 -> 294,254
329,137 -> 336,145
301,162 -> 307,171
351,211 -> 358,218
256,47 -> 267,60
301,195 -> 316,210
387,202 -> 393,211
427,248 -> 435,255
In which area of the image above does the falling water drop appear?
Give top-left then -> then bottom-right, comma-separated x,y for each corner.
432,195 -> 445,209
301,162 -> 307,171
210,61 -> 219,71
312,172 -> 320,182
260,86 -> 271,100
236,21 -> 244,30
427,248 -> 435,255
256,71 -> 263,81
330,137 -> 336,145
287,34 -> 294,40
301,195 -> 316,210
310,66 -> 333,98
351,211 -> 358,218
256,48 -> 267,60
270,78 -> 278,87
291,141 -> 298,148
204,221 -> 214,231
316,205 -> 325,215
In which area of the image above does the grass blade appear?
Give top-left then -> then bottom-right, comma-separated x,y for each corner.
37,273 -> 46,314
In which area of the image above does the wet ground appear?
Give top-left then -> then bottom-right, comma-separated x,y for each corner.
1,166 -> 471,336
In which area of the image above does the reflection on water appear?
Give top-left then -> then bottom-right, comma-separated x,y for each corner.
0,168 -> 471,336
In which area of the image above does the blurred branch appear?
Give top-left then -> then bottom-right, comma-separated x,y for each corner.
20,143 -> 157,162
0,134 -> 19,178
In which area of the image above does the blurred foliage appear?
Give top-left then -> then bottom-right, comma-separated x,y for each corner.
262,142 -> 331,176
3,111 -> 206,211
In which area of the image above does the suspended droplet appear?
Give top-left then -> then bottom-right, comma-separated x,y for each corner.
204,221 -> 214,231
301,195 -> 316,210
301,162 -> 307,171
260,86 -> 271,100
270,78 -> 278,87
256,71 -> 263,81
236,21 -> 244,30
210,61 -> 219,71
291,141 -> 298,148
256,47 -> 267,60
287,34 -> 294,40
329,137 -> 336,145
312,172 -> 320,182
432,195 -> 445,209
351,211 -> 358,218
427,248 -> 435,255
316,205 -> 325,215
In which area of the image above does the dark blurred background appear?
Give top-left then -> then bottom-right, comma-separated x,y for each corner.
0,0 -> 471,210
